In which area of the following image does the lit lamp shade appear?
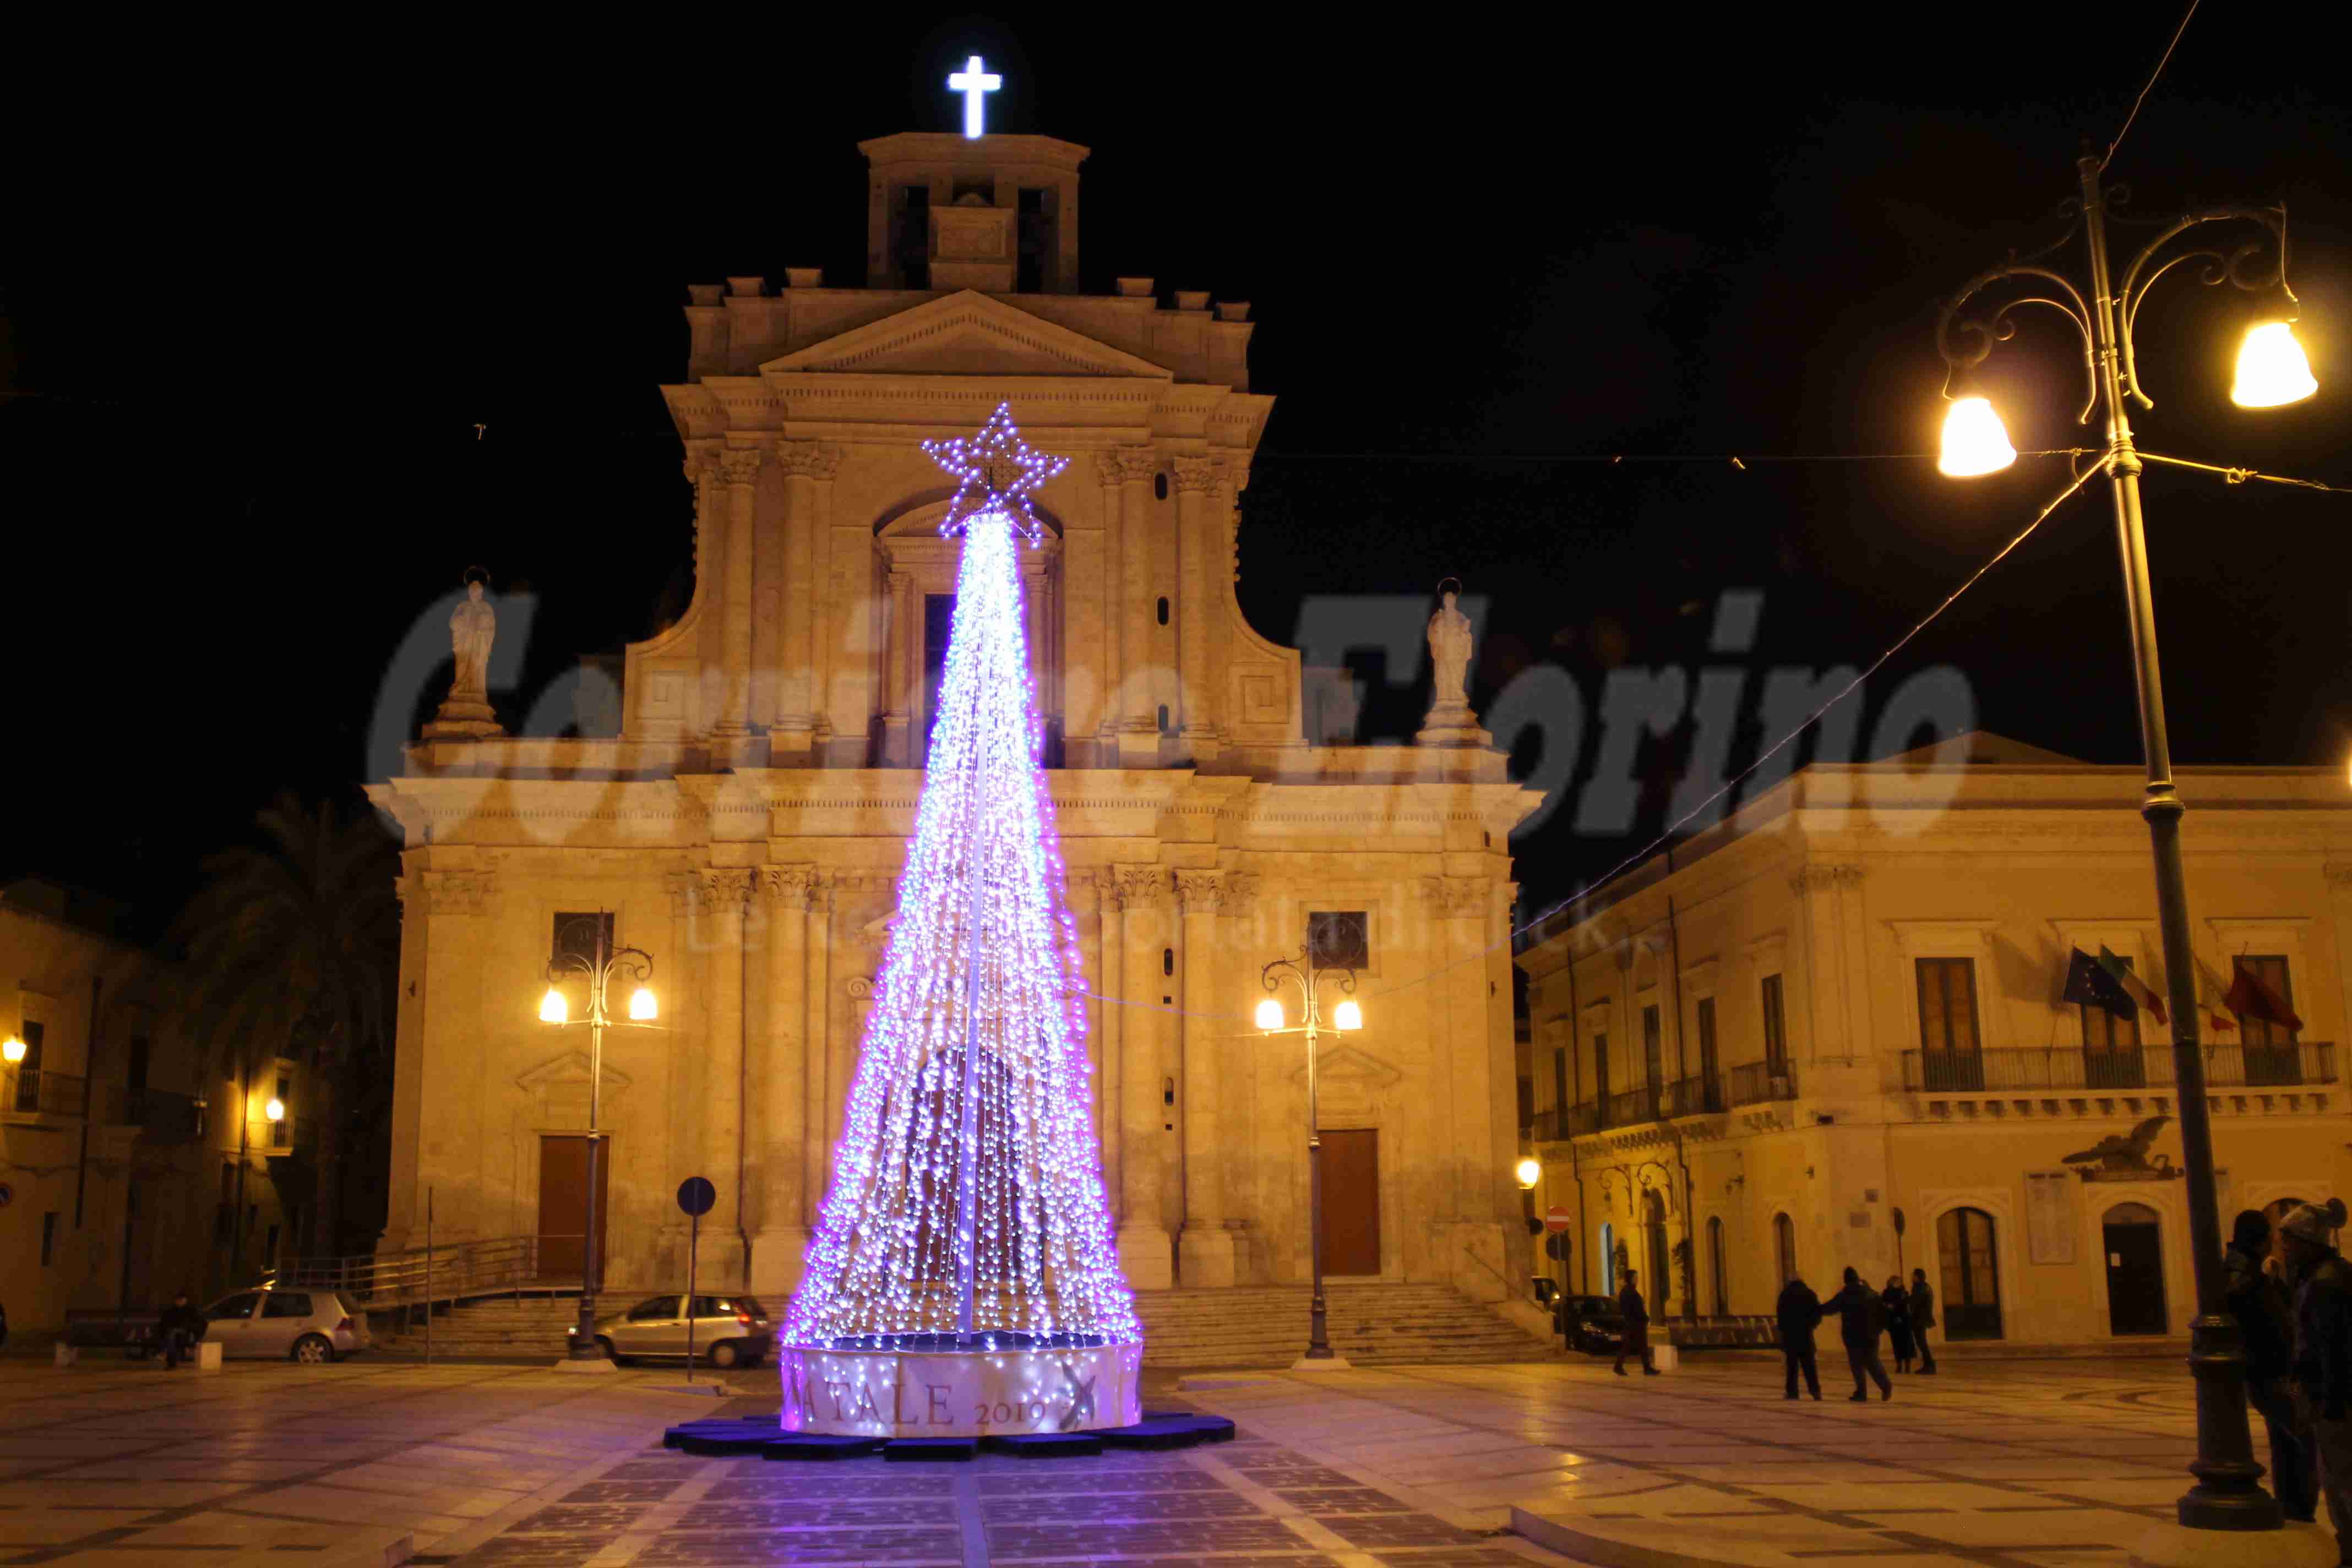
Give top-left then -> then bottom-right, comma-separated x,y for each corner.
1937,396 -> 2016,477
1254,998 -> 1286,1031
1514,1156 -> 1542,1189
264,1097 -> 285,1123
1331,998 -> 1364,1031
629,986 -> 658,1021
2,1035 -> 24,1064
2231,322 -> 2318,409
538,987 -> 569,1025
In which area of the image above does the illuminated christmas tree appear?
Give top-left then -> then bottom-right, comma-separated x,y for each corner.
782,405 -> 1141,1379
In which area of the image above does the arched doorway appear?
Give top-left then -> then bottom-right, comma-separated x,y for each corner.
2103,1202 -> 2168,1336
1599,1222 -> 1618,1292
1773,1212 -> 1798,1287
1643,1190 -> 1670,1312
1708,1216 -> 1728,1316
1936,1207 -> 2003,1340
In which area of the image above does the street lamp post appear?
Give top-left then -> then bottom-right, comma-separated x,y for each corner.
539,913 -> 659,1363
1255,946 -> 1364,1366
1936,145 -> 2317,1536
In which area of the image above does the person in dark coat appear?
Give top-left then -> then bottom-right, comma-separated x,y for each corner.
1831,1266 -> 1891,1401
1776,1273 -> 1823,1400
1882,1276 -> 1915,1373
1908,1268 -> 1939,1374
1613,1268 -> 1657,1376
2225,1209 -> 2313,1522
2282,1199 -> 2352,1558
157,1292 -> 208,1371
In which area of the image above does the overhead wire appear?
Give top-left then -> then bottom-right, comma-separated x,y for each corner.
2100,0 -> 2201,172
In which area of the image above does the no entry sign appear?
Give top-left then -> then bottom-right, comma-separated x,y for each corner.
1544,1206 -> 1571,1234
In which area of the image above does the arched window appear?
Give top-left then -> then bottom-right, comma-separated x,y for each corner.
1773,1212 -> 1797,1288
2101,1201 -> 2167,1337
1643,1190 -> 1670,1310
1598,1221 -> 1617,1292
1708,1216 -> 1728,1316
1936,1207 -> 2003,1340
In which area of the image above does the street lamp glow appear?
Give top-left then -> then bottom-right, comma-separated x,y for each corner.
538,987 -> 568,1025
1937,396 -> 2017,477
1331,998 -> 1363,1031
264,1097 -> 285,1123
2231,322 -> 2318,408
629,986 -> 658,1021
1514,1156 -> 1542,1190
1,1036 -> 23,1064
1254,998 -> 1286,1031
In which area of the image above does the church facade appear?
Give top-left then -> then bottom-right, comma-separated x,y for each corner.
368,129 -> 1542,1302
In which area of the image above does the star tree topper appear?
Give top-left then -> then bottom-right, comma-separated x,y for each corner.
922,403 -> 1069,543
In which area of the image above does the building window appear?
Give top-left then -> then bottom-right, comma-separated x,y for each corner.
1642,1190 -> 1670,1310
1551,1046 -> 1570,1125
1773,1212 -> 1797,1287
1156,595 -> 1169,625
1308,911 -> 1370,972
41,1211 -> 58,1266
1936,1206 -> 2004,1340
552,912 -> 614,967
922,593 -> 957,753
2083,954 -> 2144,1088
1915,957 -> 1984,1090
1760,976 -> 1786,1070
1708,1215 -> 1728,1316
2234,954 -> 2299,1046
1154,473 -> 1169,503
12,1020 -> 44,1113
216,1164 -> 236,1242
1695,997 -> 1721,1110
1592,1032 -> 1610,1109
890,184 -> 929,288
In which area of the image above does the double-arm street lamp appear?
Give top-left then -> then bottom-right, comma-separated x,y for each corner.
538,914 -> 659,1363
1254,948 -> 1364,1365
1935,144 -> 2317,1537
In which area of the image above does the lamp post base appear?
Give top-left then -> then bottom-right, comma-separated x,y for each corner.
1288,1353 -> 1353,1372
2130,1520 -> 2331,1568
552,1357 -> 624,1374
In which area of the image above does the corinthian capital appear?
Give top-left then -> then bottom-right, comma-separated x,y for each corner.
1222,872 -> 1261,916
1174,870 -> 1226,915
1170,454 -> 1216,494
1107,448 -> 1158,484
775,440 -> 844,480
1114,864 -> 1169,910
699,867 -> 755,907
718,448 -> 766,485
763,863 -> 821,908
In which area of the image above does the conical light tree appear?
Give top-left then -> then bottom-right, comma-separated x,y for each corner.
782,405 -> 1140,1352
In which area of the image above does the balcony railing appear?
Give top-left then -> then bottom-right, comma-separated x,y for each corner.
1604,1085 -> 1661,1127
1901,1043 -> 2336,1093
1727,1060 -> 1798,1107
4,1069 -> 86,1119
105,1086 -> 208,1142
1669,1073 -> 1728,1117
250,1115 -> 299,1151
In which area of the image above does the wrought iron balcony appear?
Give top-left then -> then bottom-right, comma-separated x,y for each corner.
1901,1043 -> 2335,1094
1727,1060 -> 1798,1107
1669,1074 -> 1728,1117
4,1068 -> 85,1119
105,1086 -> 207,1142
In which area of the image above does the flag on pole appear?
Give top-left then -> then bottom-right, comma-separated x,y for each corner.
2195,960 -> 2238,1033
2094,946 -> 2168,1026
2063,948 -> 2135,1020
2224,962 -> 2303,1032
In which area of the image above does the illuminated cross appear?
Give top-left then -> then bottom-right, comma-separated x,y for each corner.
948,55 -> 1000,140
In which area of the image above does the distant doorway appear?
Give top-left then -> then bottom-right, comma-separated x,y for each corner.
922,594 -> 957,755
2103,1202 -> 2168,1336
1937,1206 -> 2004,1340
1316,1129 -> 1381,1276
538,1135 -> 611,1284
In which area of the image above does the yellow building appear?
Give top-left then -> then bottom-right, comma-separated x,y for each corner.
367,127 -> 1540,1303
1516,734 -> 2349,1347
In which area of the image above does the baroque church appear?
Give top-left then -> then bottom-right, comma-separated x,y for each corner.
368,124 -> 1542,1303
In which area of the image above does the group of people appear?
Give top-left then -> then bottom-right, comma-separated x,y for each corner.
2224,1197 -> 2352,1553
1775,1267 -> 1939,1401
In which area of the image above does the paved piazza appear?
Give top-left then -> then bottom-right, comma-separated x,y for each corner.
0,1351 -> 2332,1567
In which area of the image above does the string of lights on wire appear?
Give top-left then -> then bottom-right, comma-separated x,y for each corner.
781,405 -> 1139,1352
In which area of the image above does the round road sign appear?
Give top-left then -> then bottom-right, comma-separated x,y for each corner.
1544,1205 -> 1571,1234
676,1176 -> 716,1217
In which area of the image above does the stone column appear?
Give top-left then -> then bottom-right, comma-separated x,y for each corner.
808,450 -> 841,754
803,876 -> 835,1213
1095,872 -> 1125,1219
1172,456 -> 1218,752
880,569 -> 917,767
1091,451 -> 1127,756
712,448 -> 765,764
656,870 -> 703,1280
1114,864 -> 1174,1288
700,868 -> 753,1282
1434,876 -> 1500,1295
1219,872 -> 1263,1275
1112,449 -> 1160,764
1174,869 -> 1236,1286
753,864 -> 816,1293
772,442 -> 841,759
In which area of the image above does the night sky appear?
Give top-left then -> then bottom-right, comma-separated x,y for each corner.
6,10 -> 2347,928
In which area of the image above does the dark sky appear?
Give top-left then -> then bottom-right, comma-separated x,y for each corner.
6,9 -> 2347,925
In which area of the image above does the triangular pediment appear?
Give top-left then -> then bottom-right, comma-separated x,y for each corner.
1287,1044 -> 1403,1090
760,291 -> 1174,381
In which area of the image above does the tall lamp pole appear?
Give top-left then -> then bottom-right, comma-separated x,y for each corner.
1255,946 -> 1364,1366
539,914 -> 660,1363
1935,145 -> 2318,1535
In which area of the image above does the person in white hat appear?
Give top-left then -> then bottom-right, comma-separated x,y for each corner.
2279,1197 -> 2352,1559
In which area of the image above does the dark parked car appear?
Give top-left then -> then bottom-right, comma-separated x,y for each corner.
1556,1294 -> 1627,1355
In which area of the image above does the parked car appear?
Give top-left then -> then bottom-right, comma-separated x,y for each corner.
1556,1293 -> 1626,1356
579,1294 -> 772,1368
201,1286 -> 371,1363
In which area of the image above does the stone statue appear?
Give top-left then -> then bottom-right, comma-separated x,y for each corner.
1427,586 -> 1473,716
448,579 -> 496,701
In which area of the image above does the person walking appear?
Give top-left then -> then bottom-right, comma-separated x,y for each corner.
2282,1199 -> 2352,1559
1908,1267 -> 1939,1374
2225,1209 -> 2314,1523
1776,1272 -> 1823,1400
1614,1268 -> 1657,1377
1831,1267 -> 1892,1402
157,1292 -> 206,1371
1882,1276 -> 1915,1374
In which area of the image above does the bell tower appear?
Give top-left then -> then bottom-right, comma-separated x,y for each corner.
859,133 -> 1087,293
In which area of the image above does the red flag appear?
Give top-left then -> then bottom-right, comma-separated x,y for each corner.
2224,965 -> 2303,1031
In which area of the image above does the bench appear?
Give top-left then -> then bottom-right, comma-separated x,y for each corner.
63,1308 -> 163,1354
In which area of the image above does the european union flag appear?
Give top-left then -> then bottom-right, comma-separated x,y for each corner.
2064,946 -> 2136,1019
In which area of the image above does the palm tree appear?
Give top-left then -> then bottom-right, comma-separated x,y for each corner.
170,793 -> 399,1279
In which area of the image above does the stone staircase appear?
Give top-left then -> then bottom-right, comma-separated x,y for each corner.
367,1282 -> 1555,1367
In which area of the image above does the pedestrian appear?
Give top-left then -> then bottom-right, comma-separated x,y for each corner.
1882,1276 -> 1915,1374
1831,1266 -> 1892,1402
2282,1198 -> 2352,1558
1776,1271 -> 1823,1400
157,1291 -> 206,1371
1614,1267 -> 1658,1377
1908,1267 -> 1939,1374
2226,1208 -> 2314,1523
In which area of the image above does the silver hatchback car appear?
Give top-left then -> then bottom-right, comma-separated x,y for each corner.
203,1286 -> 371,1363
584,1294 -> 772,1369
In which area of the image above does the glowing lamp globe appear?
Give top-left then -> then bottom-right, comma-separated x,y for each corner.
1255,998 -> 1286,1031
628,986 -> 658,1021
1937,396 -> 2016,477
2231,322 -> 2318,409
538,987 -> 568,1025
2,1035 -> 24,1064
1514,1156 -> 1543,1190
264,1097 -> 285,1124
1332,998 -> 1364,1031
